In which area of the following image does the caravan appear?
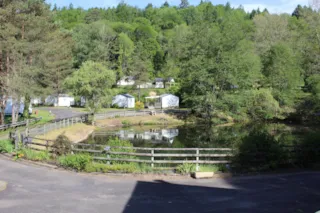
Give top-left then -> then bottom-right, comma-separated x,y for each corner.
3,98 -> 32,115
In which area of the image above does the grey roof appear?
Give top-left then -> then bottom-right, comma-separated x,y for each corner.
160,94 -> 177,98
122,94 -> 134,98
155,78 -> 164,82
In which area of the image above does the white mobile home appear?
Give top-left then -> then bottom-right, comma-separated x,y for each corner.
112,94 -> 135,108
4,98 -> 32,115
145,94 -> 179,109
160,94 -> 179,108
45,94 -> 75,107
117,76 -> 135,86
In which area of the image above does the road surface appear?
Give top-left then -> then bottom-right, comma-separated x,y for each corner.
0,157 -> 319,213
40,107 -> 86,120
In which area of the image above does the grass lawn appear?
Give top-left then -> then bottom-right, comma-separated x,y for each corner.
34,123 -> 95,143
0,109 -> 55,139
96,114 -> 184,127
31,109 -> 55,125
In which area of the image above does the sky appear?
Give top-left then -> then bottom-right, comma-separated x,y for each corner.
46,0 -> 310,14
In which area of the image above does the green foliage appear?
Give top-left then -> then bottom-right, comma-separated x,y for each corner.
53,134 -> 72,156
295,132 -> 320,168
84,162 -> 147,173
121,120 -> 131,126
107,138 -> 135,163
199,165 -> 220,172
58,154 -> 92,171
233,129 -> 287,172
20,149 -> 51,161
65,61 -> 116,113
135,101 -> 145,110
176,163 -> 195,174
0,140 -> 14,153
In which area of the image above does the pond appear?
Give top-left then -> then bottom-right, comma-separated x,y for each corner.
82,123 -> 319,148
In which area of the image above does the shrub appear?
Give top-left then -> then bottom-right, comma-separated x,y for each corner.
135,101 -> 144,110
199,165 -> 219,172
53,134 -> 72,156
176,163 -> 196,174
20,149 -> 50,161
58,154 -> 92,171
107,137 -> 135,163
84,162 -> 141,173
233,129 -> 286,172
295,132 -> 320,168
0,140 -> 14,153
121,120 -> 131,126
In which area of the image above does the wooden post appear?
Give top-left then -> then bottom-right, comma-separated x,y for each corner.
107,152 -> 110,165
43,125 -> 46,135
196,149 -> 199,172
46,140 -> 49,151
151,149 -> 154,168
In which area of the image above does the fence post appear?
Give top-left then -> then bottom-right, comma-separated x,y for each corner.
151,149 -> 154,168
46,140 -> 49,151
196,149 -> 199,172
107,152 -> 110,165
43,125 -> 46,135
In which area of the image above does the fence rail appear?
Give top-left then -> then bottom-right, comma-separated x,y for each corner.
73,143 -> 233,170
94,109 -> 189,120
27,115 -> 87,137
0,117 -> 42,131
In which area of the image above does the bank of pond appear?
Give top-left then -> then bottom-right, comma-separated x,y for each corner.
2,122 -> 319,175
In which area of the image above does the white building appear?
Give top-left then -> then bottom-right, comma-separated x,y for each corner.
31,98 -> 42,105
145,94 -> 179,109
112,94 -> 135,108
45,94 -> 75,107
117,76 -> 135,86
4,98 -> 32,115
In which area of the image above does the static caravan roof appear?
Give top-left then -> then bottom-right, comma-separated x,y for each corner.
122,94 -> 134,98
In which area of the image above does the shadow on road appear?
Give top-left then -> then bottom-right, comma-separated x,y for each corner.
123,175 -> 320,213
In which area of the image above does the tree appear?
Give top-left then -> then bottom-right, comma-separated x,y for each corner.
65,61 -> 116,113
179,0 -> 189,9
162,1 -> 170,8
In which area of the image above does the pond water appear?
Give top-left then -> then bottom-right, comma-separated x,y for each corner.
82,123 -> 319,148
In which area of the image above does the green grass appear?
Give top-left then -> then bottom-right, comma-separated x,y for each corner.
58,154 -> 92,171
20,148 -> 51,161
31,109 -> 55,125
0,139 -> 14,153
85,162 -> 153,173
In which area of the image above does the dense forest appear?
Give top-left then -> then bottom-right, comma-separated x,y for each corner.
0,0 -> 320,124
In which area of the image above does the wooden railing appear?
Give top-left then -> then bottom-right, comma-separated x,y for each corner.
0,117 -> 42,131
73,143 -> 233,171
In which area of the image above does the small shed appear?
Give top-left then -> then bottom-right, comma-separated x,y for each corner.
45,94 -> 75,107
145,94 -> 179,109
112,94 -> 135,108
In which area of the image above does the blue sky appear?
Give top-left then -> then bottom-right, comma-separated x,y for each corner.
46,0 -> 309,14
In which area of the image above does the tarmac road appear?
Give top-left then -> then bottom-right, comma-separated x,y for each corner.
0,157 -> 320,213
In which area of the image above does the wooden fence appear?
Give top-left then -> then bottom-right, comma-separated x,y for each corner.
94,109 -> 189,120
27,115 -> 88,137
0,117 -> 42,131
21,138 -> 232,171
73,143 -> 233,171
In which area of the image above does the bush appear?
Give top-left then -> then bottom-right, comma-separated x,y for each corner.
53,134 -> 72,156
199,165 -> 220,172
85,162 -> 142,173
58,154 -> 92,171
20,149 -> 50,161
176,163 -> 196,174
295,132 -> 320,168
107,138 -> 135,163
233,129 -> 287,172
0,140 -> 14,153
121,120 -> 131,126
135,101 -> 144,110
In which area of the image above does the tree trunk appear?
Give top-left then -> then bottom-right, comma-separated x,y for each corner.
23,95 -> 31,118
